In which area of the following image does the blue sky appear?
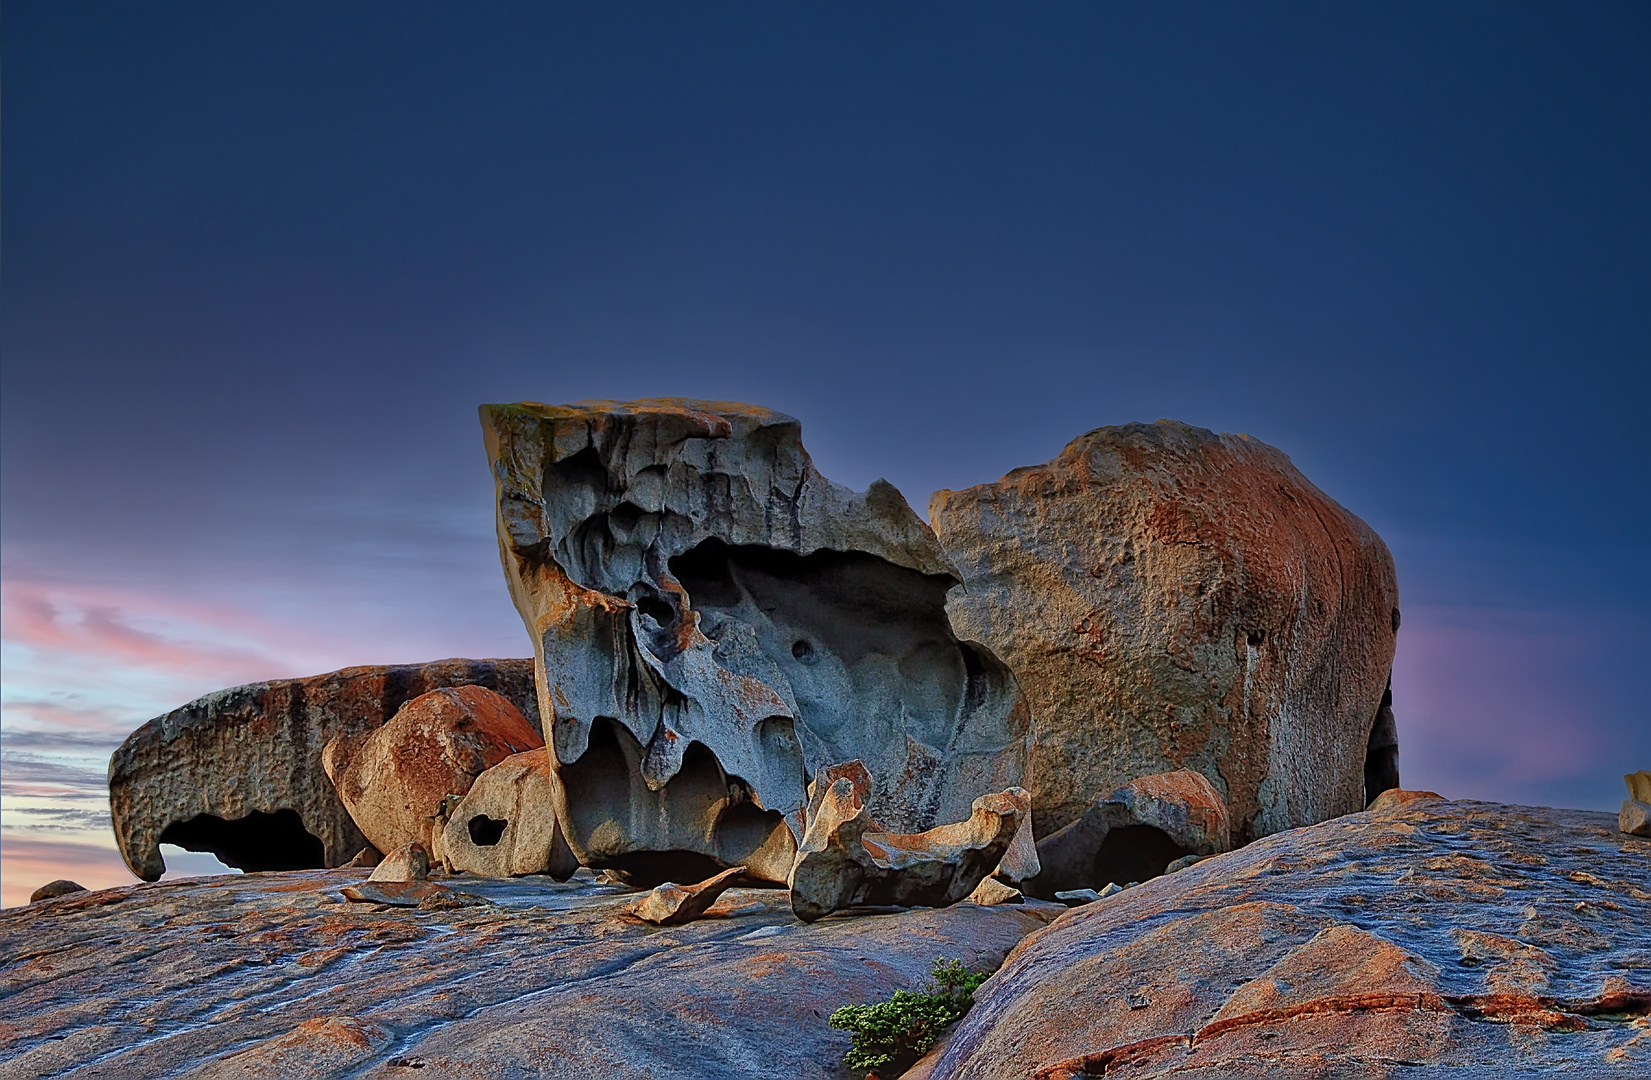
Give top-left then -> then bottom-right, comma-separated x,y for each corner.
2,2 -> 1647,904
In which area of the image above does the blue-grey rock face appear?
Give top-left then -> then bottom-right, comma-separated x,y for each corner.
481,399 -> 1032,885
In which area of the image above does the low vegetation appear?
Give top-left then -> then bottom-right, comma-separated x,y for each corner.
828,957 -> 992,1077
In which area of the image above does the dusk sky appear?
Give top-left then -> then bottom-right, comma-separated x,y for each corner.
3,2 -> 1647,906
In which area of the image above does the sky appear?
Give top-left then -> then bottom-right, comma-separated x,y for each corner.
2,2 -> 1647,907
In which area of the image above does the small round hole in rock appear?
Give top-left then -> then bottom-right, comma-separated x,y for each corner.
792,639 -> 816,663
467,815 -> 507,846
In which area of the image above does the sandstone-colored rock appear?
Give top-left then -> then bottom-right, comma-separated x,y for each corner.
323,686 -> 543,858
968,876 -> 1024,905
626,865 -> 747,925
343,846 -> 381,868
1368,786 -> 1444,812
789,760 -> 1029,922
1163,853 -> 1203,874
930,420 -> 1400,843
1622,798 -> 1651,837
1628,771 -> 1651,803
439,748 -> 580,879
366,842 -> 429,883
482,399 -> 1031,885
1027,769 -> 1230,899
109,658 -> 539,881
920,799 -> 1651,1079
0,862 -> 1060,1078
28,880 -> 86,903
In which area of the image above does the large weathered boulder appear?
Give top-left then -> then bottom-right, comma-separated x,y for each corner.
322,686 -> 543,857
482,399 -> 1032,885
109,658 -> 540,881
918,797 -> 1651,1078
0,863 -> 1062,1078
930,420 -> 1400,843
439,748 -> 581,879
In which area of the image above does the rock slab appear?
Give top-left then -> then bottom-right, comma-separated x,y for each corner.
0,870 -> 1058,1079
921,797 -> 1651,1079
930,419 -> 1400,843
109,658 -> 539,880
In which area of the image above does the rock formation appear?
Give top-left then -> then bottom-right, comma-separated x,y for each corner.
930,420 -> 1400,843
1026,769 -> 1232,899
323,686 -> 543,858
1623,770 -> 1651,837
788,760 -> 1030,921
481,399 -> 1032,885
626,865 -> 747,925
109,658 -> 539,881
919,796 -> 1651,1078
28,880 -> 86,903
440,748 -> 581,879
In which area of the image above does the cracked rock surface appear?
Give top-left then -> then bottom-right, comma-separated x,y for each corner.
918,798 -> 1651,1079
0,870 -> 1057,1079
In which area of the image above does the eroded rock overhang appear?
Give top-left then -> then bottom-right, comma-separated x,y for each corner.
481,398 -> 1032,884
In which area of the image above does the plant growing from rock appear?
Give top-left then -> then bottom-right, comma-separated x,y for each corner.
828,957 -> 991,1077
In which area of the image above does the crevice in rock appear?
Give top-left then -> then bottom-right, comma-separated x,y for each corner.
1363,678 -> 1400,806
156,809 -> 325,873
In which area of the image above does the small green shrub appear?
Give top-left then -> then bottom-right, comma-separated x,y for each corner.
828,958 -> 992,1076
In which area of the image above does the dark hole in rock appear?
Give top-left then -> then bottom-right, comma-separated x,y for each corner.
157,808 -> 325,873
467,815 -> 508,846
1246,629 -> 1266,647
634,596 -> 674,625
596,850 -> 728,890
1092,825 -> 1192,887
791,639 -> 816,662
1391,607 -> 1402,633
1363,677 -> 1400,805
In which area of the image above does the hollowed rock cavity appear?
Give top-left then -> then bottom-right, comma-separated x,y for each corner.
482,399 -> 1033,884
156,809 -> 325,873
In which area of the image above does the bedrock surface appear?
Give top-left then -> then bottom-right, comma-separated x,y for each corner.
0,869 -> 1058,1079
918,797 -> 1651,1079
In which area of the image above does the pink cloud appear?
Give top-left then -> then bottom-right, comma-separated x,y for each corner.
0,836 -> 138,909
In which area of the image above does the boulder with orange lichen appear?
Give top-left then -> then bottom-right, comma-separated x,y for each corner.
913,797 -> 1651,1079
930,420 -> 1401,845
322,685 -> 544,857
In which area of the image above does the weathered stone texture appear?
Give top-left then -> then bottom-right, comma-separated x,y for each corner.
439,748 -> 581,879
930,419 -> 1400,843
109,659 -> 540,881
0,868 -> 1060,1079
482,398 -> 1031,884
922,798 -> 1651,1079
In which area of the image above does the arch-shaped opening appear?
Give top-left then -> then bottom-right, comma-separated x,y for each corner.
157,809 -> 325,873
1092,824 -> 1192,887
